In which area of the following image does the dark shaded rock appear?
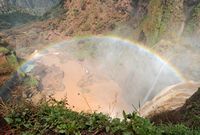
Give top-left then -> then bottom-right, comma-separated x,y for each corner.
149,87 -> 200,129
179,88 -> 200,128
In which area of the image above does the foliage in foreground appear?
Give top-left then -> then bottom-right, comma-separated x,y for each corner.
0,99 -> 200,135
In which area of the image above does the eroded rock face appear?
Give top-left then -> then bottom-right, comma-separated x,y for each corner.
140,81 -> 200,118
0,0 -> 61,15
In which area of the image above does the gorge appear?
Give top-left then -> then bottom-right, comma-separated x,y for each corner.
0,0 -> 200,134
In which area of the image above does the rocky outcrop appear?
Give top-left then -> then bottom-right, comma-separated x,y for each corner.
178,87 -> 200,128
139,81 -> 200,118
144,86 -> 200,129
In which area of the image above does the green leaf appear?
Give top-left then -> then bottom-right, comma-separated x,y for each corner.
4,117 -> 13,124
123,131 -> 133,135
59,129 -> 66,133
106,126 -> 110,132
23,123 -> 32,128
15,118 -> 22,123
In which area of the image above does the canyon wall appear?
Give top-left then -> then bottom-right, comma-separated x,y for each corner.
130,0 -> 200,45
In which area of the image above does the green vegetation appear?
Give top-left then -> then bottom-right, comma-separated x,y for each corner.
0,46 -> 18,75
0,11 -> 37,29
42,0 -> 66,19
23,75 -> 39,89
6,54 -> 18,68
140,0 -> 175,45
0,47 -> 9,54
185,3 -> 200,34
1,99 -> 199,135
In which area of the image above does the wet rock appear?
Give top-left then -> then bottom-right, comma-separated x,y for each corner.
140,81 -> 200,118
